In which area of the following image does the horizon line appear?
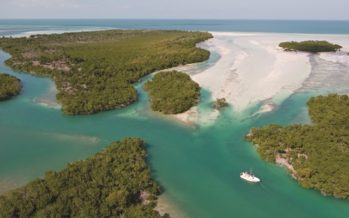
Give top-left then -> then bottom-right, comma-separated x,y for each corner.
0,18 -> 349,22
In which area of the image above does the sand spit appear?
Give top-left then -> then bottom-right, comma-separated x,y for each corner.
172,32 -> 349,124
192,32 -> 314,111
33,96 -> 60,109
197,32 -> 349,110
172,106 -> 220,126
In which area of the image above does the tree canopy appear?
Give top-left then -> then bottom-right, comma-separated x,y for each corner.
0,73 -> 21,101
247,94 -> 349,199
0,30 -> 212,115
279,40 -> 342,52
144,71 -> 200,114
0,138 -> 164,218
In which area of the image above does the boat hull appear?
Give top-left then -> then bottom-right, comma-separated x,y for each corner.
240,173 -> 261,183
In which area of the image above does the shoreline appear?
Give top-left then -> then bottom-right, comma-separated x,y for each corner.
144,106 -> 199,128
6,27 -> 115,38
0,179 -> 22,195
143,31 -> 349,126
155,194 -> 188,218
192,32 -> 313,112
191,31 -> 348,112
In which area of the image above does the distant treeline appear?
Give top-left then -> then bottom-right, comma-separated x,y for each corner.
247,94 -> 349,199
0,73 -> 21,101
279,40 -> 342,52
0,138 -> 165,218
144,71 -> 200,114
0,30 -> 212,115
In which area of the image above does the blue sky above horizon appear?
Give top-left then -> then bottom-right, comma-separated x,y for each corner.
0,0 -> 348,20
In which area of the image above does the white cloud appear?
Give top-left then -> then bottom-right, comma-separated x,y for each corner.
12,0 -> 80,8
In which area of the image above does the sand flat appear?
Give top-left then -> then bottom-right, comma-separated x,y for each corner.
194,32 -> 349,111
192,32 -> 314,111
173,32 -> 349,124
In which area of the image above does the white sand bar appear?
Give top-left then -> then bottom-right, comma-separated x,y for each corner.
193,32 -> 349,111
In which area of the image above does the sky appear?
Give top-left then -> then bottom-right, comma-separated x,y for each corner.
0,0 -> 348,20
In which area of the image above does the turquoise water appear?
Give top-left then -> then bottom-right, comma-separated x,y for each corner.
1,54 -> 349,218
1,19 -> 349,35
1,21 -> 349,217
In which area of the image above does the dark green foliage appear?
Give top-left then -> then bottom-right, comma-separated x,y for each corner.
144,71 -> 200,114
246,94 -> 349,199
0,30 -> 212,115
212,98 -> 228,110
307,94 -> 349,127
0,73 -> 21,101
0,138 -> 163,218
279,40 -> 342,52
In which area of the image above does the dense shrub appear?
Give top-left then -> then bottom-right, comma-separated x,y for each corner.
279,40 -> 342,52
0,30 -> 212,115
247,94 -> 349,199
144,71 -> 200,114
0,138 -> 163,218
0,73 -> 21,101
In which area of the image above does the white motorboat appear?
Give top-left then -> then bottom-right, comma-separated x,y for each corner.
240,171 -> 261,183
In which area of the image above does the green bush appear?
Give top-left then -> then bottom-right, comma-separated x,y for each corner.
0,138 -> 163,218
247,94 -> 349,199
279,40 -> 342,52
212,98 -> 228,110
144,71 -> 200,114
0,73 -> 21,101
0,30 -> 212,115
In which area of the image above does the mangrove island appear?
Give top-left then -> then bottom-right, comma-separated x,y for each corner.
247,94 -> 349,199
0,73 -> 22,101
144,71 -> 200,114
279,40 -> 342,53
0,138 -> 165,218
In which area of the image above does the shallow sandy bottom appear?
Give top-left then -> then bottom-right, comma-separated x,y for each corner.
155,194 -> 188,218
174,32 -> 349,124
0,176 -> 28,195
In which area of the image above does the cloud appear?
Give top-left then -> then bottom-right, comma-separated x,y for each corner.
12,0 -> 80,8
3,0 -> 349,19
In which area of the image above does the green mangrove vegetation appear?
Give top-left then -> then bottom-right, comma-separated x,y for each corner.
0,30 -> 212,115
144,71 -> 200,114
0,138 -> 165,218
0,73 -> 21,101
212,98 -> 228,110
279,40 -> 342,52
247,94 -> 349,199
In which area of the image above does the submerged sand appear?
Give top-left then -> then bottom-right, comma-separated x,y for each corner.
155,194 -> 189,218
194,32 -> 306,110
174,32 -> 349,124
